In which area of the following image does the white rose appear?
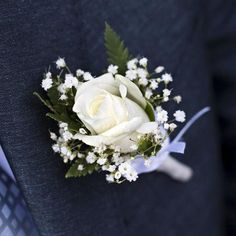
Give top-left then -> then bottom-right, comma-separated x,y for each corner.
73,73 -> 156,153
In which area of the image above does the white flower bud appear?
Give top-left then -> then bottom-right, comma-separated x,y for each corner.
56,57 -> 66,69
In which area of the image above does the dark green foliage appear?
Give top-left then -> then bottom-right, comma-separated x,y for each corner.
33,92 -> 55,113
34,84 -> 82,133
65,159 -> 99,178
104,23 -> 132,75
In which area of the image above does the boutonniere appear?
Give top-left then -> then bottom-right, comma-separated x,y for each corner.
34,23 -> 209,184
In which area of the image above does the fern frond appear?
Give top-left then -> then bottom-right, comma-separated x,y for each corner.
104,23 -> 132,75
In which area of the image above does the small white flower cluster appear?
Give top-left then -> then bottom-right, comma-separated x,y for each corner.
107,64 -> 118,75
41,72 -> 53,91
75,66 -> 94,81
125,58 -> 149,88
58,73 -> 79,100
123,57 -> 186,132
155,105 -> 185,132
124,58 -> 182,105
41,58 -> 98,102
86,145 -> 138,183
56,57 -> 66,69
105,161 -> 138,183
51,122 -> 78,163
103,148 -> 138,183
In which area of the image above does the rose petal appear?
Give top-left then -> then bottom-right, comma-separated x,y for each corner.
74,117 -> 143,152
75,73 -> 119,100
137,122 -> 158,134
115,74 -> 146,108
119,84 -> 127,99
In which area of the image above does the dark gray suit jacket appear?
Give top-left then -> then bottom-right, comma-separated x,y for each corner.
0,0 -> 235,235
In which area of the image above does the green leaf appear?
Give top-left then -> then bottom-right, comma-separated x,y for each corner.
33,92 -> 56,113
67,122 -> 81,132
145,101 -> 155,121
65,160 -> 81,178
47,86 -> 66,114
47,86 -> 60,105
46,113 -> 65,123
104,23 -> 132,75
46,112 -> 81,132
138,138 -> 154,156
65,160 -> 98,178
60,112 -> 82,132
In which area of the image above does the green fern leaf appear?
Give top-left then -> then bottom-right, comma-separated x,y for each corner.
104,23 -> 132,75
33,92 -> 56,113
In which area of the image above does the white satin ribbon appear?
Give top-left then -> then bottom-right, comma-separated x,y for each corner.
131,107 -> 210,181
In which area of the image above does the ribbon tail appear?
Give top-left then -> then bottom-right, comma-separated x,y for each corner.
157,154 -> 193,182
173,107 -> 210,143
167,141 -> 186,154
